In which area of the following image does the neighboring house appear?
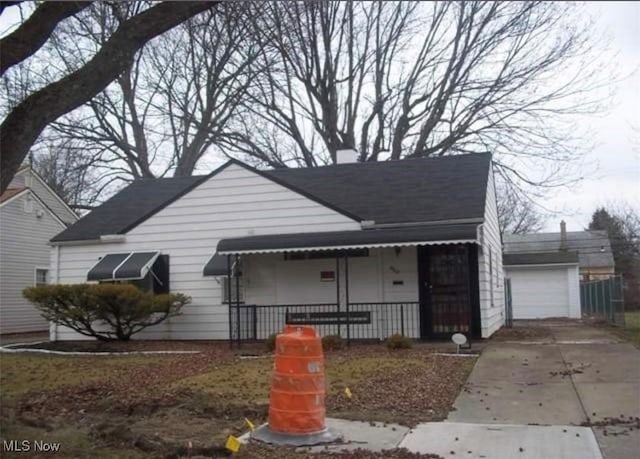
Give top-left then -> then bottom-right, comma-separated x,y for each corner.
503,221 -> 615,319
49,152 -> 504,341
0,166 -> 78,334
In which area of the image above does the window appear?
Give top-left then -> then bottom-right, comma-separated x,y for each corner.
284,248 -> 369,260
222,257 -> 244,304
35,268 -> 48,286
489,248 -> 494,306
222,276 -> 244,304
90,253 -> 169,294
496,253 -> 501,288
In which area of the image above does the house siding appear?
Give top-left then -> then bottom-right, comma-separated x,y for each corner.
53,163 -> 361,340
478,167 -> 504,337
580,266 -> 615,282
567,265 -> 581,318
16,168 -> 78,225
1,192 -> 66,333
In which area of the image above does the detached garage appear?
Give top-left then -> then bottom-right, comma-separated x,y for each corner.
503,252 -> 580,319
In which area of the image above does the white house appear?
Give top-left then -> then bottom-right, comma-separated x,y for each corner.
49,152 -> 504,342
0,166 -> 78,334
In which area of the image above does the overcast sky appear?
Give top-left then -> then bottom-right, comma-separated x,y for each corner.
550,1 -> 639,233
1,2 -> 638,234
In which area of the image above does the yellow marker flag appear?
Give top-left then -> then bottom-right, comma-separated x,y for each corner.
225,435 -> 241,453
344,387 -> 352,399
245,417 -> 255,431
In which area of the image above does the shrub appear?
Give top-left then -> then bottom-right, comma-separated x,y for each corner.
386,333 -> 413,349
23,283 -> 190,341
322,334 -> 344,351
265,333 -> 277,352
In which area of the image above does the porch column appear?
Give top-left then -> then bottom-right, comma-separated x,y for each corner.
227,255 -> 233,348
235,254 -> 241,348
344,252 -> 350,347
335,254 -> 341,336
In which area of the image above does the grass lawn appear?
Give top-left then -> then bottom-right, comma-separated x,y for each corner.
611,311 -> 640,347
0,342 -> 474,458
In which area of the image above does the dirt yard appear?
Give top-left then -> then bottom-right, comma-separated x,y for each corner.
0,342 -> 474,458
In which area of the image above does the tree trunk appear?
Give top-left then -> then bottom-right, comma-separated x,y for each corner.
0,1 -> 214,193
0,1 -> 91,75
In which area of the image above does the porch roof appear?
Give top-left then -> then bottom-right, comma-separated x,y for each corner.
503,251 -> 579,266
215,223 -> 479,255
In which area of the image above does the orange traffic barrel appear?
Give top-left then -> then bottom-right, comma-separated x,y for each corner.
268,325 -> 326,435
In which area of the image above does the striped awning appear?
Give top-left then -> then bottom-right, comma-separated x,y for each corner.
87,252 -> 161,281
215,223 -> 479,255
203,253 -> 230,277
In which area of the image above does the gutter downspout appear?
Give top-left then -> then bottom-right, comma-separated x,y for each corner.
51,245 -> 60,342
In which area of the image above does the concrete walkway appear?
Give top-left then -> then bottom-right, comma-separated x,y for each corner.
446,320 -> 640,459
245,321 -> 638,458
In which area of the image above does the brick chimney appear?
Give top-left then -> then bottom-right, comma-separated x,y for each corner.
560,220 -> 567,251
336,149 -> 359,164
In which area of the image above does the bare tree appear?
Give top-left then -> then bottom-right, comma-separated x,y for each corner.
0,1 -> 90,75
589,204 -> 640,309
0,1 -> 214,193
229,1 -> 606,190
497,183 -> 545,235
39,2 -> 260,182
30,139 -> 108,210
3,1 -> 609,205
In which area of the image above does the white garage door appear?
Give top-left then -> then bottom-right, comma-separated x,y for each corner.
508,267 -> 570,319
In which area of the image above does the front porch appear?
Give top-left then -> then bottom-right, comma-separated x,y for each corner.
229,301 -> 420,344
203,225 -> 485,345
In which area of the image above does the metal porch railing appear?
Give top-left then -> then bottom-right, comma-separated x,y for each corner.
229,301 -> 420,346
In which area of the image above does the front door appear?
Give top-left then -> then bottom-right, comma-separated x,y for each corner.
418,244 -> 476,338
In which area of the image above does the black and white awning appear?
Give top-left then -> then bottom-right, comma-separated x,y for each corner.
203,253 -> 229,277
87,252 -> 161,281
215,223 -> 479,255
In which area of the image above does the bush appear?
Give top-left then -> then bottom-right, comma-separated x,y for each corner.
265,333 -> 277,352
386,333 -> 413,349
23,283 -> 190,341
322,334 -> 344,351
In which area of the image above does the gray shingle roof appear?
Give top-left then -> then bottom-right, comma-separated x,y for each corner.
503,231 -> 614,269
265,153 -> 491,224
51,176 -> 204,242
503,251 -> 579,266
51,153 -> 492,243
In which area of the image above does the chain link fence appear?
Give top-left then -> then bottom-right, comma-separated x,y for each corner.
580,275 -> 625,326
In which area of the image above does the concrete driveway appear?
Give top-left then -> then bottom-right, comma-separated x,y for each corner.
446,320 -> 640,459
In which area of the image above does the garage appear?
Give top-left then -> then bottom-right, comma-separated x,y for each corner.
503,252 -> 581,319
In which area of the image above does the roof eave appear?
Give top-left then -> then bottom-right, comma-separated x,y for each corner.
50,238 -> 109,246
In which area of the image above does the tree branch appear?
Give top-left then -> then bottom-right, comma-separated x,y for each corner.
1,1 -> 215,193
0,1 -> 90,75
